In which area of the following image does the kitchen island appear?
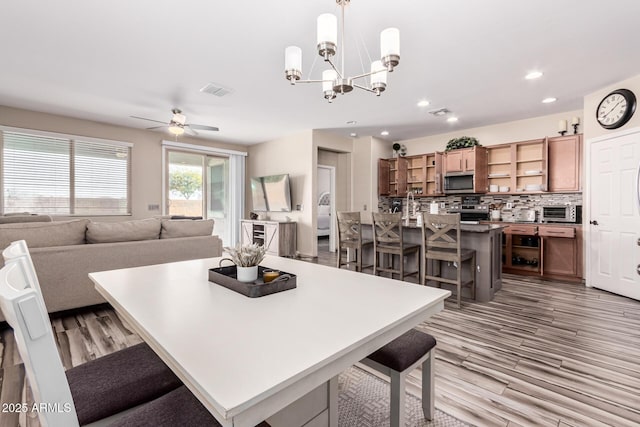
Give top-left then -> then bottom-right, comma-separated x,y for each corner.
360,222 -> 504,302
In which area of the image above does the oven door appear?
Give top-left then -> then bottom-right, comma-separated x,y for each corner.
444,174 -> 475,193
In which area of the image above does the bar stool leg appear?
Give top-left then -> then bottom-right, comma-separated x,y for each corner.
456,259 -> 462,309
400,253 -> 404,280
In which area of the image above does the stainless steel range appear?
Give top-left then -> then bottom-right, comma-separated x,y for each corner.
449,196 -> 490,223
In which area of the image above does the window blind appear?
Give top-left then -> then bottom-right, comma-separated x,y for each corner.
1,129 -> 131,215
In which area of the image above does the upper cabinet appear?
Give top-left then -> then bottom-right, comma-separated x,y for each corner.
379,153 -> 443,197
378,134 -> 581,197
548,134 -> 582,192
444,147 -> 488,193
487,138 -> 548,194
378,157 -> 407,197
444,147 -> 477,173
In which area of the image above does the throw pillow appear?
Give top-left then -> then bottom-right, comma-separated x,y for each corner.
86,218 -> 161,243
0,219 -> 89,249
160,219 -> 214,239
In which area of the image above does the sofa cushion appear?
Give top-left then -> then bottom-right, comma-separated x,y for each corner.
160,219 -> 214,239
87,218 -> 161,244
0,214 -> 53,224
0,219 -> 89,249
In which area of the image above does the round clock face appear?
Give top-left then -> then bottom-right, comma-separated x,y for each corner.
596,88 -> 636,129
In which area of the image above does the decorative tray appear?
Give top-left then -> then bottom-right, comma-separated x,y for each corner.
208,266 -> 297,298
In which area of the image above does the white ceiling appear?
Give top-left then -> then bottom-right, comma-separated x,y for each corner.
2,0 -> 640,145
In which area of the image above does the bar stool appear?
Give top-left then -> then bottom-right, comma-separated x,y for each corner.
361,329 -> 437,427
336,211 -> 373,272
421,213 -> 476,308
371,212 -> 420,280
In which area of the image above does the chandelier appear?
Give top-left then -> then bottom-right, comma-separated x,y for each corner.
284,0 -> 400,102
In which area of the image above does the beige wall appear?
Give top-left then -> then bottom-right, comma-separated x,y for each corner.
351,136 -> 388,221
247,130 -> 352,257
246,130 -> 314,255
401,109 -> 584,154
583,73 -> 640,140
0,105 -> 246,221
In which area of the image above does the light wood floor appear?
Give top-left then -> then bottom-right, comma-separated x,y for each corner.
318,243 -> 640,426
1,244 -> 639,427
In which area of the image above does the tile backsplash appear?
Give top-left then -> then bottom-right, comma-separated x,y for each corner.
379,193 -> 582,222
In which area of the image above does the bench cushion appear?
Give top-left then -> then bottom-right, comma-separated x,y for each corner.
367,329 -> 436,372
67,342 -> 182,425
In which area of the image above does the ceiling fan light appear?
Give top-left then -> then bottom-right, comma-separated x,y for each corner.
169,125 -> 184,136
172,113 -> 186,125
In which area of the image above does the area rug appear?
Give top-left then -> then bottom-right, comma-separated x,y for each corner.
339,366 -> 469,427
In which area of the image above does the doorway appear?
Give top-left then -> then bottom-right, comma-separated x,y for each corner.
166,150 -> 230,245
317,164 -> 336,253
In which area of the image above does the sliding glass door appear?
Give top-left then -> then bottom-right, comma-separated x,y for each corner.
166,150 -> 230,245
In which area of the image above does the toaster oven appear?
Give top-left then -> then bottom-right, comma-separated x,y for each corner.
540,205 -> 582,223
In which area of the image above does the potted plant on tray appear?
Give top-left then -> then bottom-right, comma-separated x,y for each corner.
222,243 -> 267,282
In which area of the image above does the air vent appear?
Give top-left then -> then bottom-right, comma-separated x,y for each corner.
199,82 -> 234,97
428,108 -> 451,116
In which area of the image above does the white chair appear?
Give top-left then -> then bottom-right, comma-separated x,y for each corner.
0,242 -> 271,427
0,243 -> 184,426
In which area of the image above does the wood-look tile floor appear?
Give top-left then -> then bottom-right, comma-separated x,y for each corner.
0,244 -> 638,427
317,243 -> 640,427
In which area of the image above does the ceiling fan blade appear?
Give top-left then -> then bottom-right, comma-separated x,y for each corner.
187,124 -> 219,132
130,116 -> 168,125
146,126 -> 168,130
185,127 -> 199,136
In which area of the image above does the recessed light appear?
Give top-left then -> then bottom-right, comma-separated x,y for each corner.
447,117 -> 459,123
380,130 -> 389,136
542,97 -> 557,104
417,100 -> 430,107
525,71 -> 543,80
346,120 -> 357,125
350,132 -> 357,137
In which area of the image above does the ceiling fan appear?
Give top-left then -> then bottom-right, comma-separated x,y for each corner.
130,108 -> 219,136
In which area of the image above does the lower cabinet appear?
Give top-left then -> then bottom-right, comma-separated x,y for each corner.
539,225 -> 582,280
502,224 -> 582,282
240,220 -> 297,257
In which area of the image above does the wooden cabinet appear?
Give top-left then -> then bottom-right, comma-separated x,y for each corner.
240,220 -> 297,257
425,152 -> 444,196
487,138 -> 548,194
443,147 -> 488,193
501,224 -> 582,282
379,153 -> 444,197
502,225 -> 540,274
444,147 -> 477,173
548,134 -> 582,192
539,225 -> 582,280
378,157 -> 407,197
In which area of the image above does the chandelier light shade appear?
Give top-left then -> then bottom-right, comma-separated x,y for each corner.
284,0 -> 400,101
380,27 -> 400,69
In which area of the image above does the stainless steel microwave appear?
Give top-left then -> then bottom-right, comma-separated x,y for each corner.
540,205 -> 582,223
444,173 -> 475,193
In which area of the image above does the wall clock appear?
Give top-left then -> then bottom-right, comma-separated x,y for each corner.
596,88 -> 636,129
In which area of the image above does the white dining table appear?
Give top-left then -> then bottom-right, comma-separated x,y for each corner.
90,255 -> 450,427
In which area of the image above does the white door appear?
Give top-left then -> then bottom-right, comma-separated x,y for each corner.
264,223 -> 279,255
588,130 -> 640,299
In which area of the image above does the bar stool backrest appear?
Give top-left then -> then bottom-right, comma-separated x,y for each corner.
372,212 -> 404,246
337,212 -> 363,245
422,213 -> 462,257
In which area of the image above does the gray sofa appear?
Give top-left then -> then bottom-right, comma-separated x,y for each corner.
0,218 -> 222,321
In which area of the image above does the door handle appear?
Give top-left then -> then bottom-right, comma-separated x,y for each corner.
637,264 -> 640,276
589,220 -> 599,226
